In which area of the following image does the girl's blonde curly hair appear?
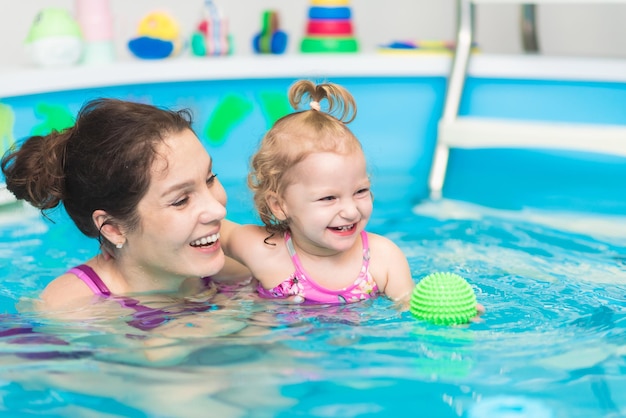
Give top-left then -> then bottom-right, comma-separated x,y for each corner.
248,80 -> 364,236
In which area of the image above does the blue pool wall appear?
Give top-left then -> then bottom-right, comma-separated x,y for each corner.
447,77 -> 626,214
2,74 -> 626,218
1,76 -> 447,221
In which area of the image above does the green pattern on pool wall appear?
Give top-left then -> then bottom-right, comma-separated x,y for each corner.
205,94 -> 254,146
257,91 -> 292,127
0,90 -> 290,162
0,103 -> 15,157
204,91 -> 290,146
31,103 -> 74,136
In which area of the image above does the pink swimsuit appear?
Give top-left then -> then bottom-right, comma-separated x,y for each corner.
256,230 -> 379,304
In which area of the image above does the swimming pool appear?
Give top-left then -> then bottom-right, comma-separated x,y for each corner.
1,55 -> 626,417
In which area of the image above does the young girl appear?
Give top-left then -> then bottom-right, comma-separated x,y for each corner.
223,80 -> 415,305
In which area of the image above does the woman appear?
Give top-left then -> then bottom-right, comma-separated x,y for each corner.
2,98 -> 248,322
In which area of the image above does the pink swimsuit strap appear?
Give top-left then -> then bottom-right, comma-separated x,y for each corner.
256,231 -> 379,303
285,230 -> 371,293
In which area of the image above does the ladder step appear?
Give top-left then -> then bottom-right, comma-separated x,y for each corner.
439,117 -> 626,156
471,0 -> 626,3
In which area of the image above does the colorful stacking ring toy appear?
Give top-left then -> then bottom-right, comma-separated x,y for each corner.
306,20 -> 353,35
301,0 -> 358,53
301,37 -> 358,53
311,0 -> 350,5
308,7 -> 352,20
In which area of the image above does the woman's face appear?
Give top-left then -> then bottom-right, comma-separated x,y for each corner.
124,129 -> 227,289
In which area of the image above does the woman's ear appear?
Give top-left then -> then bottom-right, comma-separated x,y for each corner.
92,210 -> 125,245
266,193 -> 287,221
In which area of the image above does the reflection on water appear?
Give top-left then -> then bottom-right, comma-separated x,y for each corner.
0,198 -> 626,417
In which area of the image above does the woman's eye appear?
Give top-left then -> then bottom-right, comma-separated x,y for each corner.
207,173 -> 218,185
172,197 -> 189,207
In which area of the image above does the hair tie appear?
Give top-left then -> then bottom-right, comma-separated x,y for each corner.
309,100 -> 320,111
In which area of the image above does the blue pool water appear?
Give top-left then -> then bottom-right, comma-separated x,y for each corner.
1,175 -> 626,417
1,72 -> 626,417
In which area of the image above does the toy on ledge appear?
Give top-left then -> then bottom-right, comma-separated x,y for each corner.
191,0 -> 232,57
300,0 -> 358,53
410,272 -> 477,326
24,8 -> 83,68
378,40 -> 480,55
76,0 -> 115,64
128,11 -> 182,60
252,10 -> 287,54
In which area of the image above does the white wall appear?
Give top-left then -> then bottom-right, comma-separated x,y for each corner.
0,0 -> 625,70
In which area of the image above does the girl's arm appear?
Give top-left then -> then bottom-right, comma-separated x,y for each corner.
220,220 -> 253,265
380,241 -> 415,304
369,234 -> 414,305
210,256 -> 251,285
219,221 -> 271,283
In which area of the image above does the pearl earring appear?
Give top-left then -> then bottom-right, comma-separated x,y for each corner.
116,242 -> 124,249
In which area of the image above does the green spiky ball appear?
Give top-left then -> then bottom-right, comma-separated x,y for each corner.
410,272 -> 477,325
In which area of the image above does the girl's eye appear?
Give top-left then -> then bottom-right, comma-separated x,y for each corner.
356,188 -> 370,195
320,196 -> 335,201
207,173 -> 218,185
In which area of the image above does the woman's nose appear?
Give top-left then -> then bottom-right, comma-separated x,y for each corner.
199,191 -> 227,224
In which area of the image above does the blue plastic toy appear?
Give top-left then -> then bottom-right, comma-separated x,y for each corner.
252,10 -> 287,54
127,11 -> 182,60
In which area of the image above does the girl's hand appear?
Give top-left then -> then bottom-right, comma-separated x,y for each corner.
471,303 -> 486,323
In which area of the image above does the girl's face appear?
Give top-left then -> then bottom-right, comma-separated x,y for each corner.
278,151 -> 373,256
124,129 -> 227,290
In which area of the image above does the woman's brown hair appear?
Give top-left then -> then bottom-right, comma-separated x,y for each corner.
1,98 -> 195,252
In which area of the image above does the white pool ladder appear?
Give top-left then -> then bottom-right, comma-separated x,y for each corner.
428,0 -> 626,199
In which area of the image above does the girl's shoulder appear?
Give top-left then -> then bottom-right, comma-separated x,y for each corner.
363,231 -> 414,302
364,231 -> 409,273
364,231 -> 400,251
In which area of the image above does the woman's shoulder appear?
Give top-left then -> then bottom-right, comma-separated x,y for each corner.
38,269 -> 99,312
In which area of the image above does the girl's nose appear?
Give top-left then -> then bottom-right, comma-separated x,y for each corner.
339,199 -> 359,220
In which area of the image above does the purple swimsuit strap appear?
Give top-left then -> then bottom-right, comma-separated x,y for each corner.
68,264 -> 169,330
67,264 -> 111,296
67,265 -> 216,331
